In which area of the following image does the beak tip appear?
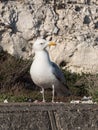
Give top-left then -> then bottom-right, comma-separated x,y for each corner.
48,42 -> 56,46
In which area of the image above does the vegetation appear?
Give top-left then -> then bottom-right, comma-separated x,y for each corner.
64,70 -> 98,102
0,51 -> 98,102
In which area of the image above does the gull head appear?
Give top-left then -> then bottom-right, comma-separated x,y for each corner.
33,39 -> 56,51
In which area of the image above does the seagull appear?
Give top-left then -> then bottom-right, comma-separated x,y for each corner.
30,39 -> 70,102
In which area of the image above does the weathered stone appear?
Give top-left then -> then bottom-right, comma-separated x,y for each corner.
0,103 -> 98,130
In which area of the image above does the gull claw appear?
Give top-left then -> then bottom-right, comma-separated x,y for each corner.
52,100 -> 55,103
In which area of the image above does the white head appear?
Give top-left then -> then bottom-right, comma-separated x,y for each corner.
33,39 -> 56,52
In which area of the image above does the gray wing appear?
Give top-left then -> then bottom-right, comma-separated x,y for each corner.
51,62 -> 66,85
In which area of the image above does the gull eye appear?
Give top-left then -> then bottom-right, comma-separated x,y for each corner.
40,42 -> 44,45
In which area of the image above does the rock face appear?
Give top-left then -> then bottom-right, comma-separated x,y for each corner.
0,0 -> 98,73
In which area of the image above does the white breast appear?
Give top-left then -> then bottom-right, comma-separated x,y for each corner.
30,50 -> 56,88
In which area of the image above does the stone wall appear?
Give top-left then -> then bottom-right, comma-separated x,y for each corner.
0,103 -> 98,130
0,0 -> 98,73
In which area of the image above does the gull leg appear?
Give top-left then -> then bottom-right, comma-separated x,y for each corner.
52,85 -> 55,103
41,88 -> 45,102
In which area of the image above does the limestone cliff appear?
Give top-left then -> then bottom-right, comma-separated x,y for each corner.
0,0 -> 98,73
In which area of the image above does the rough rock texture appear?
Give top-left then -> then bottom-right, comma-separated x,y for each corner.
0,103 -> 98,130
0,0 -> 98,73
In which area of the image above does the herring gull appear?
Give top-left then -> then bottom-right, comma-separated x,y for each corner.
30,39 -> 70,102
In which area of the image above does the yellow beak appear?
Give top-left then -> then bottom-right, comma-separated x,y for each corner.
48,41 -> 56,46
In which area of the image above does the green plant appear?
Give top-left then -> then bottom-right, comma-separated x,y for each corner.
63,69 -> 98,100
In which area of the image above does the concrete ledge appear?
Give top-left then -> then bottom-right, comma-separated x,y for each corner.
0,103 -> 98,130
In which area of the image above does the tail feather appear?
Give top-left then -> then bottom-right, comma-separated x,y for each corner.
55,84 -> 71,97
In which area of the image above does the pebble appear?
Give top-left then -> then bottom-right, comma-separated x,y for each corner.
4,99 -> 8,103
70,96 -> 97,104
